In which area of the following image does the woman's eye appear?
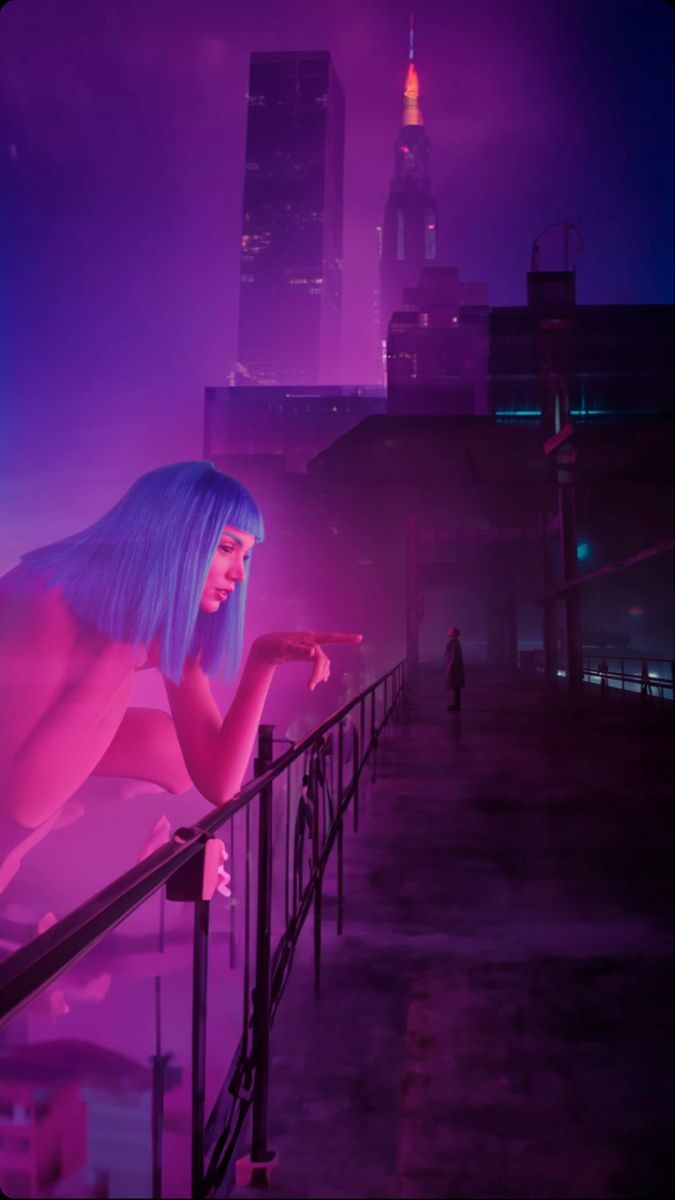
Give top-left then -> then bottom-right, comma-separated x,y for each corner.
219,544 -> 234,554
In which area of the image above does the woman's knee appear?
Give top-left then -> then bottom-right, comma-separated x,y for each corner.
93,707 -> 193,795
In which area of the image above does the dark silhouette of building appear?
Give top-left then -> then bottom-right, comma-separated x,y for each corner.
489,270 -> 673,423
386,267 -> 489,415
205,384 -> 385,473
379,22 -> 437,354
303,411 -> 672,669
236,51 -> 345,385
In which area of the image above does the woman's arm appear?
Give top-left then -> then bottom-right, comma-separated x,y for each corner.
165,631 -> 362,807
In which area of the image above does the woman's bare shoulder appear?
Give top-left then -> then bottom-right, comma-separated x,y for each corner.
0,566 -> 78,648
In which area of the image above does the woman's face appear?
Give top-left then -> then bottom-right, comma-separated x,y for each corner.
199,524 -> 256,614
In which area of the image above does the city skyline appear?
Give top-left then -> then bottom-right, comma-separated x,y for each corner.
0,0 -> 672,561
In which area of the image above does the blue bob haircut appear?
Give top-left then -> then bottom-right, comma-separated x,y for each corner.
21,461 -> 265,684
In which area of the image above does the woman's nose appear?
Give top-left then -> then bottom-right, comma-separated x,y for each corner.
228,558 -> 246,582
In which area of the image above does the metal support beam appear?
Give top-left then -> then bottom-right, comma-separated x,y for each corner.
558,468 -> 583,688
540,511 -> 558,682
536,538 -> 674,603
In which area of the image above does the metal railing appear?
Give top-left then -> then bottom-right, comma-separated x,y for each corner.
580,652 -> 673,699
0,660 -> 406,1197
520,647 -> 673,701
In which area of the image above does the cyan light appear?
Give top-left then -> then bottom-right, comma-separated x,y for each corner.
576,540 -> 591,562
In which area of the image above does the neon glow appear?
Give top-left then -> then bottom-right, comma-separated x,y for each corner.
403,62 -> 423,126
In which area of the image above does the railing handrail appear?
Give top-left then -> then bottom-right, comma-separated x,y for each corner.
0,660 -> 405,1027
581,651 -> 673,665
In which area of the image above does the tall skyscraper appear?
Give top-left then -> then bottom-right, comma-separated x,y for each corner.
236,51 -> 345,385
379,22 -> 438,351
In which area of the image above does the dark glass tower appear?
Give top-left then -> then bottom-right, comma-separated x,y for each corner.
236,51 -> 345,385
379,29 -> 437,344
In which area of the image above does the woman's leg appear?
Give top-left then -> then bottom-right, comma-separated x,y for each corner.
91,707 -> 192,795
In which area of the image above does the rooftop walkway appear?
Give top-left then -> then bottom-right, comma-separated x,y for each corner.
230,666 -> 673,1200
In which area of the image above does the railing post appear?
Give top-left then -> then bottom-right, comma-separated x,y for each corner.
167,829 -> 229,1200
353,723 -> 360,833
358,697 -> 366,824
236,724 -> 279,1188
312,742 -> 323,997
370,688 -> 377,782
150,894 -> 169,1200
168,830 -> 228,1200
337,719 -> 345,936
191,899 -> 210,1199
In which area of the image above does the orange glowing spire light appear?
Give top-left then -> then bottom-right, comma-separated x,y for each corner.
402,12 -> 423,126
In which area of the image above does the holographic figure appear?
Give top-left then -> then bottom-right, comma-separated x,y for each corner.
0,461 -> 362,891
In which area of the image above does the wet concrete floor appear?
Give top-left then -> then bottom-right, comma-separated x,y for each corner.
227,667 -> 673,1199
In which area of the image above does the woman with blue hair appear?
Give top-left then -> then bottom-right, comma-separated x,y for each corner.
0,461 -> 362,888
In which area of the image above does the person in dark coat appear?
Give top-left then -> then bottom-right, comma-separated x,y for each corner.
444,627 -> 465,711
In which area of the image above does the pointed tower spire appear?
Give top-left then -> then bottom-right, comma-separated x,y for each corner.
379,10 -> 436,349
402,12 -> 423,126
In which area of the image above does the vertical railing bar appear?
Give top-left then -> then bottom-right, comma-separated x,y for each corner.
337,719 -> 344,936
151,892 -> 166,1200
353,724 -> 360,833
245,724 -> 275,1174
228,815 -> 237,970
324,739 -> 329,848
191,898 -> 210,1200
292,777 -> 299,919
370,687 -> 377,782
284,762 -> 291,928
313,750 -> 322,997
242,800 -> 251,1063
329,733 -> 334,829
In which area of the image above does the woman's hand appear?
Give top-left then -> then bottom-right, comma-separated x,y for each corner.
250,632 -> 363,691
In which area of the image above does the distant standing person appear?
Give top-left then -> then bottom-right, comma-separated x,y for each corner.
444,627 -> 465,711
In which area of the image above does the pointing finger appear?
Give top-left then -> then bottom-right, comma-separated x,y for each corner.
310,632 -> 363,645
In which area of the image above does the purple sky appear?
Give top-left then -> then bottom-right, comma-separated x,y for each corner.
1,0 -> 673,565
